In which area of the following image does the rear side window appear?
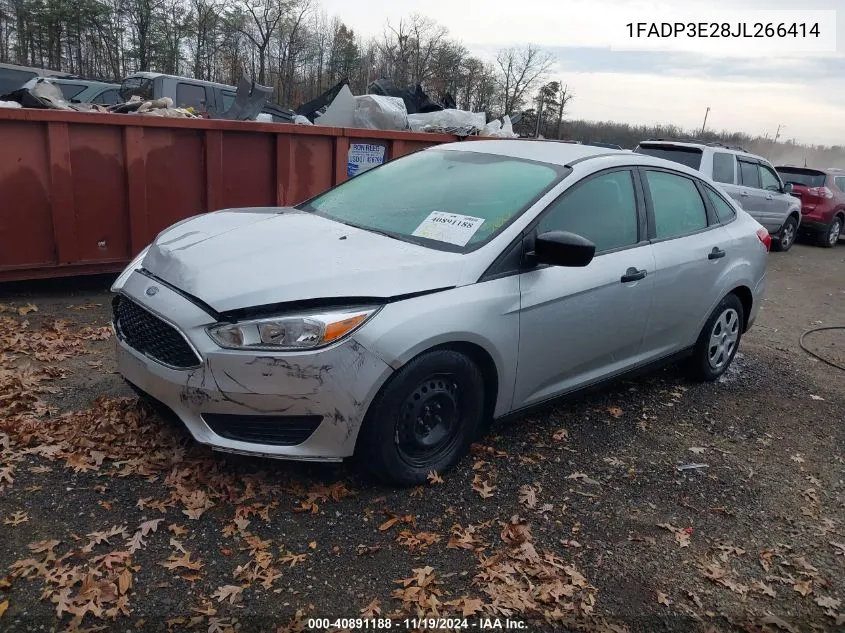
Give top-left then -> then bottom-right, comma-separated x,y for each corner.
0,68 -> 37,93
645,170 -> 708,239
834,176 -> 845,191
705,186 -> 737,223
57,83 -> 87,100
175,82 -> 209,110
92,89 -> 120,105
759,164 -> 782,191
776,168 -> 826,188
712,152 -> 735,184
538,170 -> 639,253
635,145 -> 703,170
221,91 -> 237,111
738,160 -> 761,188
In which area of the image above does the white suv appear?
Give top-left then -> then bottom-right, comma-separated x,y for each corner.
634,139 -> 801,252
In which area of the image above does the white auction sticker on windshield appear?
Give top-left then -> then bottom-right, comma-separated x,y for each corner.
411,212 -> 485,246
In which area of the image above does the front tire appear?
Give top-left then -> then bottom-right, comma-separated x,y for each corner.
356,349 -> 485,486
818,216 -> 842,248
686,294 -> 744,382
772,216 -> 797,252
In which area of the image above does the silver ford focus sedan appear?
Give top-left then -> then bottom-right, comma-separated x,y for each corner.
111,141 -> 768,485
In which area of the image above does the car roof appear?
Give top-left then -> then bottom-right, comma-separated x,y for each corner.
637,138 -> 759,158
23,77 -> 119,89
122,72 -> 237,91
434,139 -> 620,166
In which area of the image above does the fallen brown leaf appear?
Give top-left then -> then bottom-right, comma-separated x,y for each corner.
427,471 -> 444,485
656,591 -> 671,606
212,585 -> 244,604
360,598 -> 381,618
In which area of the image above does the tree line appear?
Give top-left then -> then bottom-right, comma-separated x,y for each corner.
0,0 -> 560,117
1,0 -> 841,164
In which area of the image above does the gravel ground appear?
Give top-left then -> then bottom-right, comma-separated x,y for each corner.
0,241 -> 843,633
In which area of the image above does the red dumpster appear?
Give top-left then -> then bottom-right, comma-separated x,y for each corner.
0,108 -> 458,282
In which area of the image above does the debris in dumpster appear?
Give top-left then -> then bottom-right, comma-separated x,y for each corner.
293,115 -> 313,125
107,95 -> 198,118
482,115 -> 518,138
314,86 -> 408,131
353,94 -> 408,131
1,78 -> 77,110
0,100 -> 21,109
368,78 -> 453,114
408,109 -> 486,137
296,78 -> 350,122
314,84 -> 357,127
207,76 -> 271,122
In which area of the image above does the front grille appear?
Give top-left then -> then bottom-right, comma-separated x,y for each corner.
202,413 -> 323,446
113,295 -> 201,368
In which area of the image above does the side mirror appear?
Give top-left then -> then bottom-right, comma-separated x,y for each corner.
532,231 -> 596,267
782,182 -> 794,194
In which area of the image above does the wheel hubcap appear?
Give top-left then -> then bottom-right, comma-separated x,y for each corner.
781,223 -> 794,247
830,221 -> 841,245
708,308 -> 740,371
395,375 -> 461,466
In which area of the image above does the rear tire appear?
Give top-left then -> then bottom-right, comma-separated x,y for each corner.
686,293 -> 744,382
818,216 -> 842,248
356,350 -> 485,486
772,216 -> 797,252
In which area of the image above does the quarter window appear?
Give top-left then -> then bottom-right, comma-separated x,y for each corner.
704,186 -> 736,223
644,170 -> 708,239
834,176 -> 845,191
538,170 -> 639,253
712,152 -> 735,184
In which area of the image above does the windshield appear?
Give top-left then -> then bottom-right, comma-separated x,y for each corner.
298,149 -> 567,252
634,145 -> 703,169
775,167 -> 826,188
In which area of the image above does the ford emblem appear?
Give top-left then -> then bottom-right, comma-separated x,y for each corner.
145,286 -> 159,296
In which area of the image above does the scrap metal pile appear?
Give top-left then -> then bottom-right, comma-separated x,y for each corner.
0,72 -> 517,137
296,78 -> 518,137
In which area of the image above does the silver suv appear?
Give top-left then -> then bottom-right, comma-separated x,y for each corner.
634,139 -> 801,252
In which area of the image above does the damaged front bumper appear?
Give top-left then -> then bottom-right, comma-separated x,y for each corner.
113,271 -> 394,461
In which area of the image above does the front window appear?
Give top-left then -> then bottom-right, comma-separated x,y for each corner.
298,149 -> 567,252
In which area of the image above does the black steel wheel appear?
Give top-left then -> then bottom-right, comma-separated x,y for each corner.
357,350 -> 485,486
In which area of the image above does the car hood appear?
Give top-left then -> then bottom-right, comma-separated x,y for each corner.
141,208 -> 467,313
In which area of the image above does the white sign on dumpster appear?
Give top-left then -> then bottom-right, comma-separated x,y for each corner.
348,143 -> 385,177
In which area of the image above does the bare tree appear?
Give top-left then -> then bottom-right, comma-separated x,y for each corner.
495,44 -> 554,114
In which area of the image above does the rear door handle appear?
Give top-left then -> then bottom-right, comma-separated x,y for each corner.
708,247 -> 726,260
740,190 -> 749,197
621,267 -> 647,282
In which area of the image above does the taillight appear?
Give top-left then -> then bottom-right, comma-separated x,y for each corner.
807,186 -> 834,199
756,227 -> 771,252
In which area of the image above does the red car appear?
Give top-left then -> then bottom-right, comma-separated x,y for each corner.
775,166 -> 845,247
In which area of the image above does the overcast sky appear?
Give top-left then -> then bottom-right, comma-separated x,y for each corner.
318,0 -> 844,146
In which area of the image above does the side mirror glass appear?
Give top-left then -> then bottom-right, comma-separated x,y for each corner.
532,231 -> 596,267
782,182 -> 794,194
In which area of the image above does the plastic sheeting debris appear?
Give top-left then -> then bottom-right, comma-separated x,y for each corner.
482,115 -> 518,138
408,109 -> 486,137
368,79 -> 454,114
353,95 -> 408,131
0,100 -> 21,109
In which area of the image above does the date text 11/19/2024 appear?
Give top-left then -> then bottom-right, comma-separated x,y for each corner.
307,618 -> 528,630
626,22 -> 820,38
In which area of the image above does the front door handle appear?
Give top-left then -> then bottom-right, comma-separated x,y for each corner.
740,190 -> 749,197
708,247 -> 726,260
621,267 -> 647,282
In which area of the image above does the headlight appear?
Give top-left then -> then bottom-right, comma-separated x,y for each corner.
111,245 -> 150,292
206,306 -> 380,351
